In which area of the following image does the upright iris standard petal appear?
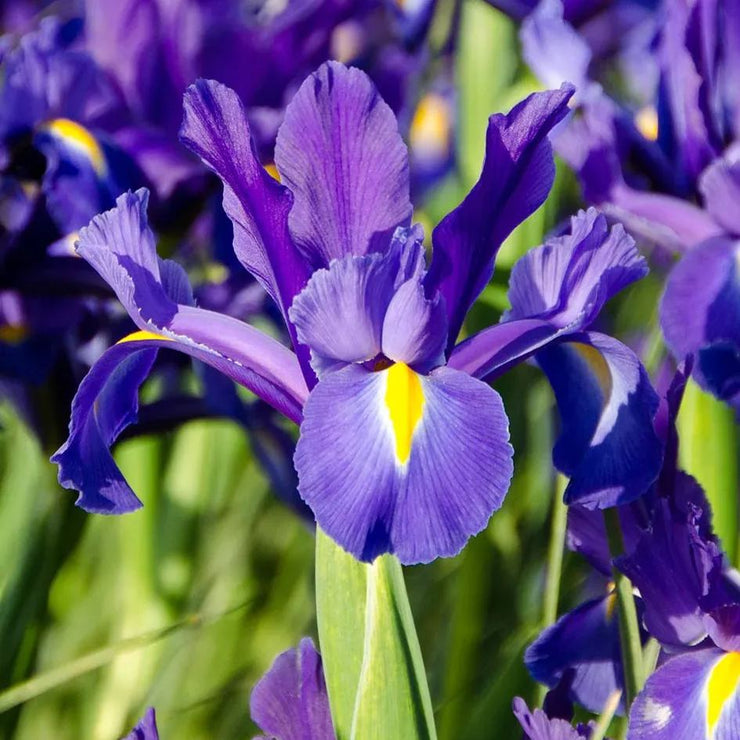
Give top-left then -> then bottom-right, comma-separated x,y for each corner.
294,363 -> 513,564
448,207 -> 644,381
426,84 -> 573,346
249,638 -> 335,740
124,707 -> 159,740
288,251 -> 399,377
504,209 -> 646,329
180,79 -> 310,320
629,648 -> 740,739
537,332 -> 662,508
274,61 -> 412,266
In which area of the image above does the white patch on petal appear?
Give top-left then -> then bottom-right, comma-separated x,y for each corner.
641,698 -> 672,729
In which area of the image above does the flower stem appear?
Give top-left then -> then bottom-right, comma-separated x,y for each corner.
543,475 -> 568,627
603,508 -> 643,709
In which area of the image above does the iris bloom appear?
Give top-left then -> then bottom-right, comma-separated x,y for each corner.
53,61 -> 662,563
518,0 -> 740,413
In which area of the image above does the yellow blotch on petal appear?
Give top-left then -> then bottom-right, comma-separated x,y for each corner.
635,106 -> 659,142
45,118 -> 106,175
707,651 -> 740,734
384,362 -> 425,465
573,343 -> 613,402
116,330 -> 173,345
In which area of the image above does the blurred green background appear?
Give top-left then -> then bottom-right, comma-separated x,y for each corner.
0,1 -> 737,738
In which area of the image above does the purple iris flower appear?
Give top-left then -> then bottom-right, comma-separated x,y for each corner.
53,61 -> 663,563
250,638 -> 334,740
123,707 -> 159,740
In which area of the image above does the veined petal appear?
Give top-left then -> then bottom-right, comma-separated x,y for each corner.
512,697 -> 594,740
537,332 -> 663,508
294,364 -> 513,564
249,638 -> 334,740
426,85 -> 573,347
628,648 -> 740,740
504,208 -> 646,330
274,61 -> 412,266
180,79 -> 310,320
288,251 -> 398,377
76,189 -> 309,421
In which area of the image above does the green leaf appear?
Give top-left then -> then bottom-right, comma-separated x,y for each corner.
678,380 -> 739,564
315,529 -> 437,740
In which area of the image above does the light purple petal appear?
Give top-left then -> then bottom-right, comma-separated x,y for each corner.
426,84 -> 573,346
521,0 -> 592,95
288,252 -> 398,377
180,79 -> 311,322
699,144 -> 740,236
294,364 -> 513,564
249,638 -> 335,740
512,697 -> 594,739
381,277 -> 447,372
504,208 -> 646,329
274,61 -> 412,266
628,648 -> 734,739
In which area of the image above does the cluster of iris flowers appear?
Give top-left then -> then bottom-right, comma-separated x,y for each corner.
0,0 -> 738,738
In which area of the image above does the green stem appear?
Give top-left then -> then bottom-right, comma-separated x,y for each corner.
590,689 -> 622,740
542,475 -> 568,627
603,508 -> 643,709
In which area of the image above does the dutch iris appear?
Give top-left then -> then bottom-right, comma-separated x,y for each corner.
53,61 -> 661,564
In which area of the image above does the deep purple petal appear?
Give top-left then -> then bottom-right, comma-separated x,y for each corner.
52,341 -> 157,513
615,477 -> 723,648
537,332 -> 663,509
180,79 -> 311,322
628,648 -> 736,739
294,364 -> 513,564
525,593 -> 631,715
426,84 -> 573,346
274,61 -> 412,266
249,637 -> 335,740
504,208 -> 646,329
76,189 -> 309,422
124,707 -> 159,740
